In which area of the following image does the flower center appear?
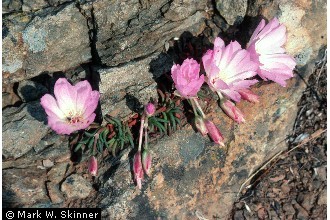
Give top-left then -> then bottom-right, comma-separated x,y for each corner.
66,111 -> 83,124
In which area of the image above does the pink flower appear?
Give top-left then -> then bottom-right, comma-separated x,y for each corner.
40,78 -> 100,135
142,150 -> 152,176
204,120 -> 224,146
247,18 -> 296,86
133,151 -> 144,189
202,37 -> 258,102
88,156 -> 98,176
220,100 -> 245,123
238,89 -> 259,103
145,103 -> 156,117
171,58 -> 204,99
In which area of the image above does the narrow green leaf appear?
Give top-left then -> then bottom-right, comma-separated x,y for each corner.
74,143 -> 83,152
169,112 -> 176,131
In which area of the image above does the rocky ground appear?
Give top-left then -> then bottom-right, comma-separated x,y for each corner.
231,53 -> 327,220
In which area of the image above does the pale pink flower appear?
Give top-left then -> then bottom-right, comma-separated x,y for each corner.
220,100 -> 245,123
171,58 -> 204,99
202,37 -> 258,102
204,120 -> 224,146
238,89 -> 259,103
40,78 -> 100,135
142,150 -> 152,176
247,18 -> 296,86
88,156 -> 98,176
133,151 -> 144,189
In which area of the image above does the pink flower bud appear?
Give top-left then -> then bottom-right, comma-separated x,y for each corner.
88,156 -> 98,176
133,151 -> 144,189
238,89 -> 259,103
194,116 -> 208,136
145,103 -> 156,117
142,150 -> 152,176
204,120 -> 224,146
220,100 -> 245,123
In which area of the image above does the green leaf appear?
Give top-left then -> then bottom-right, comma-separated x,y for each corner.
150,117 -> 166,135
84,131 -> 96,138
111,141 -> 118,157
107,138 -> 116,149
155,117 -> 169,123
169,112 -> 176,131
74,143 -> 83,152
87,137 -> 95,149
97,138 -> 104,153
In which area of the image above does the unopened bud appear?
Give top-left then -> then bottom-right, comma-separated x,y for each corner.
145,103 -> 156,117
194,116 -> 208,136
204,120 -> 224,146
142,150 -> 152,176
133,151 -> 144,189
220,100 -> 245,123
88,156 -> 98,176
238,89 -> 259,103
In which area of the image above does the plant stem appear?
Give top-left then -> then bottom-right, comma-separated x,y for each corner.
217,91 -> 224,101
189,98 -> 199,116
144,124 -> 148,150
138,115 -> 145,152
193,98 -> 206,118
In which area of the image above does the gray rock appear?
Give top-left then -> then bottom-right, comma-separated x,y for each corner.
2,83 -> 21,108
98,53 -> 172,118
215,0 -> 248,25
17,80 -> 48,102
93,0 -> 207,66
3,168 -> 49,207
46,182 -> 64,204
61,174 -> 93,199
3,3 -> 91,85
22,0 -> 48,12
47,162 -> 69,184
2,101 -> 49,159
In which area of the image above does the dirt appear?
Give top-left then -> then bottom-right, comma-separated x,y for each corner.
231,55 -> 327,220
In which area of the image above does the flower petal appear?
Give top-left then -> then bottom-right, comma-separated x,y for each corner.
54,78 -> 77,116
40,94 -> 66,120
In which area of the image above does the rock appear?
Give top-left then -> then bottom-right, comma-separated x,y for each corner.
2,83 -> 21,108
2,3 -> 91,85
61,174 -> 93,199
47,162 -> 69,184
98,53 -> 172,118
17,80 -> 48,102
2,0 -> 22,14
42,159 -> 54,168
93,0 -> 208,66
100,127 -> 226,219
317,188 -> 326,206
21,0 -> 48,12
2,101 -> 49,159
46,182 -> 64,204
3,168 -> 49,207
215,0 -> 248,25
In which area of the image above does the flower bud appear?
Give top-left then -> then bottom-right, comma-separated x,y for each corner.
238,89 -> 259,103
133,151 -> 144,189
204,120 -> 224,146
194,116 -> 208,136
142,150 -> 152,176
220,100 -> 245,123
145,103 -> 156,117
88,156 -> 98,176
